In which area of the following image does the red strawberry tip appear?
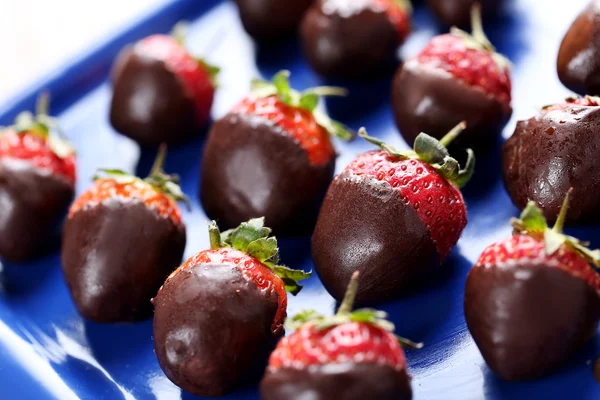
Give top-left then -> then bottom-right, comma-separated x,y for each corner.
3,92 -> 75,159
449,4 -> 510,72
93,144 -> 190,209
170,21 -> 220,87
358,122 -> 475,188
285,271 -> 423,349
251,70 -> 354,141
208,217 -> 311,295
511,188 -> 600,267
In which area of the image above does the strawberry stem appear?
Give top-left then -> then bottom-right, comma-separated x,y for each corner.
149,144 -> 168,178
470,3 -> 493,50
171,22 -> 188,47
439,121 -> 467,148
208,221 -> 222,249
337,271 -> 359,315
36,92 -> 50,117
552,188 -> 573,234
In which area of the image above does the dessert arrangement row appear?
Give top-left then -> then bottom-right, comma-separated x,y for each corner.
0,0 -> 599,398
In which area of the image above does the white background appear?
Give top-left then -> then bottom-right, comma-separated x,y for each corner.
0,0 -> 165,105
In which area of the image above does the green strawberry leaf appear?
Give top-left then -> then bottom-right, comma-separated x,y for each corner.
93,169 -> 138,185
299,92 -> 319,112
511,192 -> 600,267
454,149 -> 475,189
207,219 -> 311,295
512,201 -> 548,234
285,272 -> 422,349
246,237 -> 279,265
273,70 -> 292,104
544,229 -> 566,255
198,59 -> 220,86
568,238 -> 600,267
227,218 -> 271,252
285,309 -> 322,331
7,93 -> 75,160
251,70 -> 354,141
359,124 -> 474,188
414,132 -> 450,165
271,265 -> 311,295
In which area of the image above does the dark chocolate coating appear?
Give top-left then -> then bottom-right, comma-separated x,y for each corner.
200,112 -> 334,236
0,159 -> 74,262
392,60 -> 511,151
261,362 -> 412,400
557,1 -> 600,95
465,262 -> 600,381
300,0 -> 400,79
153,261 -> 281,397
311,171 -> 439,304
61,199 -> 186,322
427,0 -> 501,27
110,45 -> 200,146
502,105 -> 600,223
234,0 -> 314,41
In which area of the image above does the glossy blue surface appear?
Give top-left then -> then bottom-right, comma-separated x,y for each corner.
0,0 -> 598,398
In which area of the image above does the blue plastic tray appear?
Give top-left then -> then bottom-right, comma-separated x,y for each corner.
0,0 -> 598,398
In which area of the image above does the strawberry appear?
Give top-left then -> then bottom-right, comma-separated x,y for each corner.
301,0 -> 412,79
503,96 -> 600,224
110,22 -> 219,146
152,218 -> 310,397
392,4 -> 511,150
0,94 -> 76,262
200,70 -> 352,236
427,0 -> 502,27
261,272 -> 421,400
61,146 -> 187,322
558,1 -> 600,96
312,123 -> 474,304
465,191 -> 600,381
234,0 -> 314,41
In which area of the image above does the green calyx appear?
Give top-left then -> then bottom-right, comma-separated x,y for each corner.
171,22 -> 220,87
251,70 -> 354,141
511,189 -> 600,266
285,271 -> 423,350
449,4 -> 510,71
1,93 -> 75,159
391,0 -> 413,13
208,217 -> 311,295
93,144 -> 190,209
358,122 -> 475,188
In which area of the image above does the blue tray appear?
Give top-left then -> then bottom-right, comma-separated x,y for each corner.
0,0 -> 598,399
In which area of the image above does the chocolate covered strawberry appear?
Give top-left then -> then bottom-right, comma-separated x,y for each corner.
392,4 -> 511,150
110,23 -> 219,146
465,192 -> 600,380
235,0 -> 314,41
312,123 -> 474,304
558,1 -> 600,95
0,94 -> 76,262
153,218 -> 310,397
200,70 -> 352,236
261,271 -> 421,400
427,0 -> 503,27
503,96 -> 600,224
62,146 -> 187,322
301,0 -> 411,79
